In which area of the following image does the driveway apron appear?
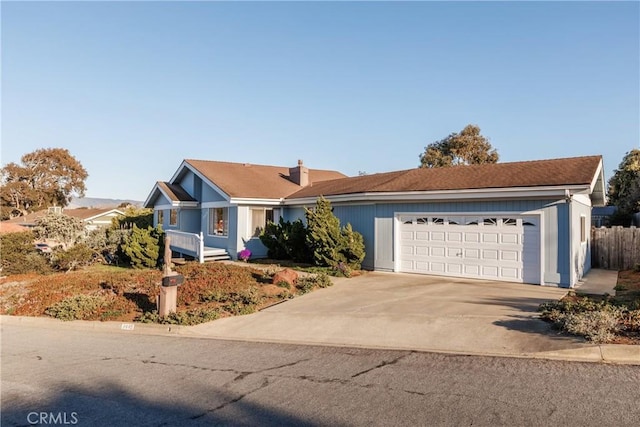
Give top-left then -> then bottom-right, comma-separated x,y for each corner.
187,272 -> 582,356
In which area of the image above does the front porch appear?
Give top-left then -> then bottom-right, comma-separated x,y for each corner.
165,230 -> 231,262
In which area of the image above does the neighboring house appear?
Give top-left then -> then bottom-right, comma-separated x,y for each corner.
591,206 -> 617,227
3,207 -> 126,232
145,156 -> 606,288
0,222 -> 29,234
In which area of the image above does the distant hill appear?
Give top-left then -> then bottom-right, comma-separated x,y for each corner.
68,197 -> 143,209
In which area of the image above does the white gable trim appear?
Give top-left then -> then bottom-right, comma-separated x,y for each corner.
81,209 -> 125,222
143,181 -> 199,208
172,160 -> 231,202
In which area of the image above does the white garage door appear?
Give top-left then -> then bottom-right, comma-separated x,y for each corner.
398,215 -> 540,284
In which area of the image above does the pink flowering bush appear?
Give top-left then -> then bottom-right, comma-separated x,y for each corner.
238,249 -> 251,262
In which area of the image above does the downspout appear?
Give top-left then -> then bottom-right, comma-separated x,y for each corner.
566,190 -> 575,287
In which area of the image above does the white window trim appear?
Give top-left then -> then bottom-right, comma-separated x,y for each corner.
208,207 -> 229,238
248,207 -> 274,239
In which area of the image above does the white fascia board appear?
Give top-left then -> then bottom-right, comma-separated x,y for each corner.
143,184 -> 162,208
201,201 -> 231,209
229,198 -> 284,206
174,161 -> 231,202
83,209 -> 126,222
158,186 -> 199,208
283,186 -> 590,206
175,201 -> 200,208
588,159 -> 607,206
589,158 -> 604,193
154,204 -> 174,210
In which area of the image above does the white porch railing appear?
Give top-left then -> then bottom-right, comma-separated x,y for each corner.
165,230 -> 205,263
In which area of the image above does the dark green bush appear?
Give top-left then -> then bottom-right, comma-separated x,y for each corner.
0,231 -> 52,275
112,207 -> 154,229
305,197 -> 366,270
121,225 -> 164,269
259,218 -> 311,262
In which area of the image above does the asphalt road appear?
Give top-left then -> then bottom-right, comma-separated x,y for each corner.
2,322 -> 639,427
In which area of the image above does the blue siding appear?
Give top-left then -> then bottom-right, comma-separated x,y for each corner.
280,198 -> 575,286
203,184 -> 227,202
202,206 -> 238,257
282,207 -> 307,224
331,204 -> 376,269
177,170 -> 195,198
180,208 -> 200,234
544,202 -> 570,285
154,193 -> 171,207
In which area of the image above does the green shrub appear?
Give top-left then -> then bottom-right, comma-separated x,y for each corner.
305,197 -> 366,270
314,273 -> 333,288
539,297 -> 629,343
83,227 -> 130,265
45,294 -> 108,321
563,308 -> 623,343
33,213 -> 85,249
0,231 -> 52,275
296,273 -> 334,294
51,243 -> 95,271
234,286 -> 262,305
259,218 -> 311,262
224,301 -> 257,316
276,281 -> 291,289
112,207 -> 154,229
121,225 -> 164,269
201,289 -> 229,303
137,308 -> 222,325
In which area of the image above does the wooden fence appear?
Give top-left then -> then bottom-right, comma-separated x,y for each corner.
591,226 -> 640,270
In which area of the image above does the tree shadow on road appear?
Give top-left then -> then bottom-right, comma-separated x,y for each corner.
1,378 -> 319,427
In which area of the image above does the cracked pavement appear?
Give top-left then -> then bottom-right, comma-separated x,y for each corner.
2,322 -> 639,426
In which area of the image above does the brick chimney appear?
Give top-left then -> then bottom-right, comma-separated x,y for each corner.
289,159 -> 309,187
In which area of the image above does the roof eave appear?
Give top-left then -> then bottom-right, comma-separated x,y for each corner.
143,183 -> 163,208
229,197 -> 285,206
588,158 -> 607,207
283,185 -> 592,205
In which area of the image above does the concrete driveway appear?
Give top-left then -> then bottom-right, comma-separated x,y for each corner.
188,272 -> 583,357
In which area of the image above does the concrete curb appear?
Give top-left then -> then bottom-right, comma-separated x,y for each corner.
3,315 -> 638,365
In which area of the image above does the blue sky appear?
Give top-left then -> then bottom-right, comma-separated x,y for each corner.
2,1 -> 639,201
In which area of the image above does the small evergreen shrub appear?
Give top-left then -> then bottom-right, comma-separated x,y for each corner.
121,225 -> 164,269
305,197 -> 366,270
137,308 -> 222,325
295,274 -> 332,294
259,218 -> 311,262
